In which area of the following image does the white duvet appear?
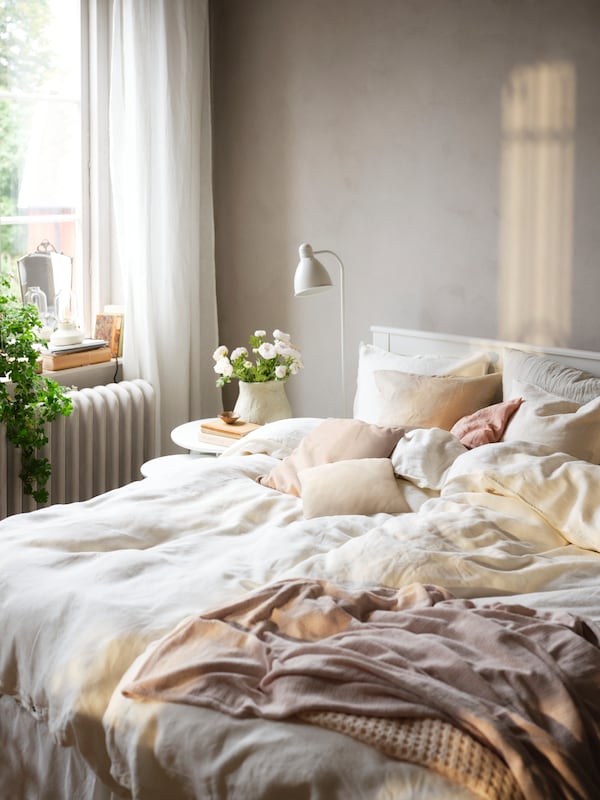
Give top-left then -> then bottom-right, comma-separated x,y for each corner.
1,417 -> 600,799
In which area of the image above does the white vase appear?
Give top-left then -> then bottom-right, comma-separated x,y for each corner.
233,380 -> 292,425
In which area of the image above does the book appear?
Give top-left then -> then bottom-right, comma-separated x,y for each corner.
200,418 -> 261,439
45,338 -> 108,354
94,313 -> 124,357
41,346 -> 112,372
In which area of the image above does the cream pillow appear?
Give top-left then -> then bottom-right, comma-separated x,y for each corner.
502,348 -> 600,404
299,458 -> 410,519
502,380 -> 600,463
258,417 -> 406,496
372,371 -> 502,430
353,343 -> 492,423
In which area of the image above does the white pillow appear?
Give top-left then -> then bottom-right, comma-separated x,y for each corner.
502,380 -> 600,463
298,458 -> 410,518
502,348 -> 600,404
353,343 -> 492,423
391,428 -> 467,490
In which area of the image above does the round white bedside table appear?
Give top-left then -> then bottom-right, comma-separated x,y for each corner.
141,420 -> 229,479
170,419 -> 228,456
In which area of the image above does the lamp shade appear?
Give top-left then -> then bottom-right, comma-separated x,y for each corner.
294,243 -> 333,296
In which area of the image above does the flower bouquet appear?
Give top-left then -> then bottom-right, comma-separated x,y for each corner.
213,329 -> 303,388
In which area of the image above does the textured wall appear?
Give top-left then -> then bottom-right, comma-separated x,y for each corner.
211,0 -> 600,417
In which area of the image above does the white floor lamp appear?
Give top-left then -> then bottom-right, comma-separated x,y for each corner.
293,242 -> 346,415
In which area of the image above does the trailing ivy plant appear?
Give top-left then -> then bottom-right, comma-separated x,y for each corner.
0,276 -> 72,503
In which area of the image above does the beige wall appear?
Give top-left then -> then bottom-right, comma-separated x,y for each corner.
211,0 -> 600,418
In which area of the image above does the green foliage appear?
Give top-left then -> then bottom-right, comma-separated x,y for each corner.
0,0 -> 55,262
0,275 -> 72,503
0,0 -> 54,91
0,96 -> 20,261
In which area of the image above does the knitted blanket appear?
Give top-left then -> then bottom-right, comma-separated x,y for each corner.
301,712 -> 523,800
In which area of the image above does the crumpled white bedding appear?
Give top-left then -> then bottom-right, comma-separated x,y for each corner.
1,417 -> 600,799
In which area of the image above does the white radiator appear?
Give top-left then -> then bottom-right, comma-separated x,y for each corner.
0,379 -> 156,520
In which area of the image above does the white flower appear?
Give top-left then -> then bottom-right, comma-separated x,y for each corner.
214,356 -> 232,375
276,344 -> 301,360
258,342 -> 277,359
212,345 -> 228,361
213,329 -> 302,386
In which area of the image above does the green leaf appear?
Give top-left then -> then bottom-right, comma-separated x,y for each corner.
0,275 -> 72,503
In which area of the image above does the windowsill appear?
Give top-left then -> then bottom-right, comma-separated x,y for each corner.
42,359 -> 123,389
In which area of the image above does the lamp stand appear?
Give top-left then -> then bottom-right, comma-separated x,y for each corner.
312,249 -> 345,415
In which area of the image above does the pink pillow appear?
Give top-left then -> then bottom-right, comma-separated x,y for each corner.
258,418 -> 406,496
450,398 -> 523,449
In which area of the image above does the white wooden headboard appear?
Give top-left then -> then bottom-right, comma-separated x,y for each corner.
371,326 -> 600,377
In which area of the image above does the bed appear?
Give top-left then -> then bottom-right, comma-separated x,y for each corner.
2,325 -> 600,800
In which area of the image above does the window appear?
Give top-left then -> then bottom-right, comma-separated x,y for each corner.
0,0 -> 82,304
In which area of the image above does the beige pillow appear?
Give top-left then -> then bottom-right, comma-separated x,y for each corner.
258,417 -> 406,496
353,343 -> 492,423
502,348 -> 600,404
299,458 -> 410,519
502,380 -> 600,463
372,371 -> 502,430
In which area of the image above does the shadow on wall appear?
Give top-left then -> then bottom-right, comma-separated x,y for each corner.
497,61 -> 576,346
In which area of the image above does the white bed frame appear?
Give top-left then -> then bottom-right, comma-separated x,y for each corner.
372,326 -> 600,377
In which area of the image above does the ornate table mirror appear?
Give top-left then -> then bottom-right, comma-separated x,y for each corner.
17,239 -> 73,324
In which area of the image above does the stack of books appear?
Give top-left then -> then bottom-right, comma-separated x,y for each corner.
40,338 -> 112,372
198,417 -> 261,448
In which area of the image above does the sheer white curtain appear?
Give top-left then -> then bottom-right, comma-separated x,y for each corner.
91,0 -> 218,455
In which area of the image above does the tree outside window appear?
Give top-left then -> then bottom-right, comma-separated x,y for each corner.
0,0 -> 81,294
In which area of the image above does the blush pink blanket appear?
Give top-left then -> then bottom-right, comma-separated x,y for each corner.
123,579 -> 600,800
